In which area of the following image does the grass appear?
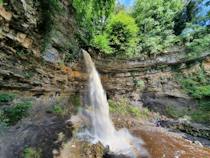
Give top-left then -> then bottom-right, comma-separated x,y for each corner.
0,101 -> 32,125
109,98 -> 150,119
23,147 -> 42,158
0,92 -> 16,103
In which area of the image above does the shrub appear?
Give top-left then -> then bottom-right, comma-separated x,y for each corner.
178,73 -> 210,99
192,85 -> 210,99
186,34 -> 210,58
0,93 -> 15,103
2,101 -> 32,125
51,104 -> 68,117
176,68 -> 210,123
91,34 -> 112,54
23,147 -> 42,158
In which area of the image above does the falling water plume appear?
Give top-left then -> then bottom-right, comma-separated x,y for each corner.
78,50 -> 149,158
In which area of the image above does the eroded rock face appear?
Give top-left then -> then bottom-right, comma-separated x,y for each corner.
0,0 -> 84,97
0,0 -> 210,121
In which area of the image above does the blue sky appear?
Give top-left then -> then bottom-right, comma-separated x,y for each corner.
119,0 -> 134,7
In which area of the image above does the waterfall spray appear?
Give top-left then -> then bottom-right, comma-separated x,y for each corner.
78,50 -> 149,158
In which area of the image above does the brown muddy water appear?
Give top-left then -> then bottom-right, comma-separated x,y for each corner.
132,125 -> 210,158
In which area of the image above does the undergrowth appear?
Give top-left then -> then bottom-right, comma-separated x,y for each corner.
175,65 -> 210,124
0,101 -> 32,126
50,104 -> 68,117
108,98 -> 150,119
0,93 -> 16,103
23,147 -> 42,158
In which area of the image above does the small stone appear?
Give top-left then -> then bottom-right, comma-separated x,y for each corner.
52,149 -> 59,155
194,141 -> 203,147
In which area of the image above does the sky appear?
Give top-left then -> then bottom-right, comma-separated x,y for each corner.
119,0 -> 134,7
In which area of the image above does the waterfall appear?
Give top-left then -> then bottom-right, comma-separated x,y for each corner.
79,50 -> 148,158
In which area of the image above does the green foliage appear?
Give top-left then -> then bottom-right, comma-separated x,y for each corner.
191,99 -> 210,123
48,0 -> 62,11
0,0 -> 3,5
185,33 -> 210,58
23,147 -> 42,158
91,34 -> 112,54
131,73 -> 145,89
72,0 -> 115,41
92,11 -> 139,56
1,101 -> 32,125
0,93 -> 15,103
192,85 -> 210,99
109,99 -> 150,119
132,0 -> 184,55
165,106 -> 188,119
50,104 -> 68,116
52,104 -> 64,115
176,67 -> 210,123
178,68 -> 210,99
0,111 -> 9,126
106,11 -> 139,56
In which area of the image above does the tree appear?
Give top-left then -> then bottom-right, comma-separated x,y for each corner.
72,0 -> 115,42
174,0 -> 210,35
107,11 -> 139,56
92,11 -> 139,56
132,0 -> 184,55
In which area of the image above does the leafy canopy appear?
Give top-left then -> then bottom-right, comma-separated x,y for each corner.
107,11 -> 139,56
132,0 -> 184,55
72,0 -> 115,41
92,11 -> 139,56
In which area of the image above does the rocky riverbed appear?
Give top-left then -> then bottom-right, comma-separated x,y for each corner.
54,114 -> 210,158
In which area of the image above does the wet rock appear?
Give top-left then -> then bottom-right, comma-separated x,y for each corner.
141,93 -> 196,116
159,119 -> 210,140
103,153 -> 130,158
55,140 -> 105,158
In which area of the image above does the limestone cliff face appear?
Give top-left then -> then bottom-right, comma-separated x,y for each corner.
95,52 -> 210,114
1,1 -> 210,113
0,0 -> 84,97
